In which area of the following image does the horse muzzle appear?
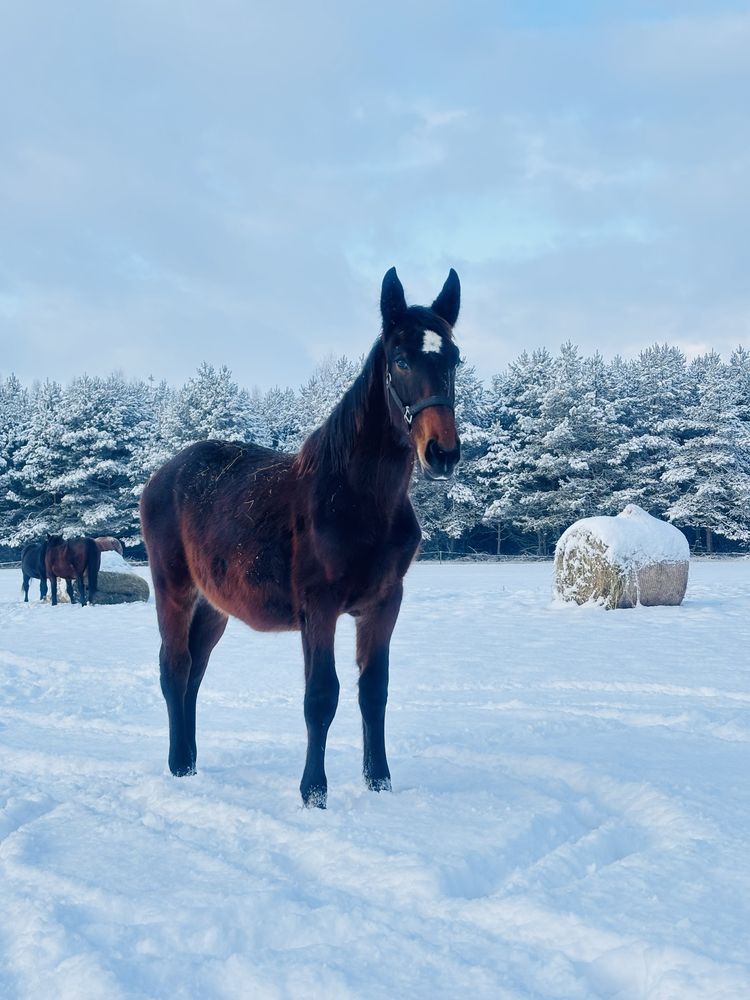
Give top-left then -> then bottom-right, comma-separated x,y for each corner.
421,438 -> 461,480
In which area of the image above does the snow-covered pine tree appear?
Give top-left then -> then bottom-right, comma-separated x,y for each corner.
0,375 -> 30,540
1,380 -> 68,545
258,385 -> 302,452
664,352 -> 750,550
162,362 -> 263,454
480,348 -> 556,554
291,355 -> 361,449
534,344 -> 625,530
608,344 -> 691,516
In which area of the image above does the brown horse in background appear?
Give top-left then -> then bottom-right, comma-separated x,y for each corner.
140,268 -> 461,807
45,534 -> 101,606
94,535 -> 124,555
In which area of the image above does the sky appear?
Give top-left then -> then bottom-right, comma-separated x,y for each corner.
1,0 -> 749,391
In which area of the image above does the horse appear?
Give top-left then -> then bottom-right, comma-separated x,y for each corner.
21,541 -> 49,602
94,535 -> 124,554
44,534 -> 101,606
140,267 -> 462,807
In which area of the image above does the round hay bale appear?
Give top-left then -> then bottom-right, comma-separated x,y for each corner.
85,551 -> 150,604
94,571 -> 150,605
554,505 -> 689,609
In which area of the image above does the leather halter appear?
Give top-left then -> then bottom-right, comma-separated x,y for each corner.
386,369 -> 455,428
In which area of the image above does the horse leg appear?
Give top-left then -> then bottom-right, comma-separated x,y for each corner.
184,599 -> 228,769
299,600 -> 340,808
156,588 -> 197,776
356,582 -> 402,792
39,576 -> 48,601
66,578 -> 76,604
22,573 -> 30,602
76,574 -> 87,606
49,574 -> 58,606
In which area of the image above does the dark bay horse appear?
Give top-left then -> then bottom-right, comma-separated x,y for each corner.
21,541 -> 49,602
140,268 -> 462,807
45,534 -> 101,606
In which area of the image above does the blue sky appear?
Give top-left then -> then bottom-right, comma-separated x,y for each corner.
1,1 -> 749,390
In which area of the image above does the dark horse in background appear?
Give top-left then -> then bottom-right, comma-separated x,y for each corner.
140,268 -> 462,807
21,540 -> 49,602
44,534 -> 101,606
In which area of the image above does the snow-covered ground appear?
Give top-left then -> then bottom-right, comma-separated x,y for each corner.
1,560 -> 749,1000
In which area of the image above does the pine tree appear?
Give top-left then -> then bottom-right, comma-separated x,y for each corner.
292,355 -> 361,448
2,380 -> 68,545
664,353 -> 750,549
163,363 -> 263,454
0,375 -> 30,539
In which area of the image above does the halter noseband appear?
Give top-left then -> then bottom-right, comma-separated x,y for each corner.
386,370 -> 455,428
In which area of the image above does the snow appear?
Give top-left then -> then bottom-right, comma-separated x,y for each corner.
1,560 -> 749,999
556,504 -> 690,568
98,550 -> 131,574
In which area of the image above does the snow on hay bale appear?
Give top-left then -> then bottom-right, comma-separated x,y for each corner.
91,550 -> 150,605
554,504 -> 689,609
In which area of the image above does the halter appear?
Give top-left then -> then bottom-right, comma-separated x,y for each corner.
386,369 -> 455,428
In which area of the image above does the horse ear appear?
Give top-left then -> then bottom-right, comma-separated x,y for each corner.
431,269 -> 460,328
380,267 -> 407,332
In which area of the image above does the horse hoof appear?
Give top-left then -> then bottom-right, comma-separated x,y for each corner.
169,761 -> 196,777
365,775 -> 392,793
301,784 -> 327,809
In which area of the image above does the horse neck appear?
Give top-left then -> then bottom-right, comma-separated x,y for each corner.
345,351 -> 414,509
299,340 -> 415,511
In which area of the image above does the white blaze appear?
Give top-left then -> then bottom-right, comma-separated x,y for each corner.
422,330 -> 442,354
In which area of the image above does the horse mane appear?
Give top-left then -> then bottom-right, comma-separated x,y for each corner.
295,340 -> 385,476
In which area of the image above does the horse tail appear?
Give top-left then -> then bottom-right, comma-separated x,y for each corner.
85,537 -> 101,601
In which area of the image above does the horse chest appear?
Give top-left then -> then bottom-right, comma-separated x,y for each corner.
308,500 -> 420,612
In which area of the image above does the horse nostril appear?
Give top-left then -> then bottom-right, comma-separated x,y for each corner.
425,439 -> 460,477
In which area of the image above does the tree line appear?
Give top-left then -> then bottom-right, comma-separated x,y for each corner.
2,342 -> 750,559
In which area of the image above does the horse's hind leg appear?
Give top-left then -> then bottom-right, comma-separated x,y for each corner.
156,587 -> 197,776
184,599 -> 228,768
65,579 -> 76,603
22,574 -> 30,602
355,582 -> 403,792
39,577 -> 48,601
299,596 -> 340,808
76,575 -> 87,606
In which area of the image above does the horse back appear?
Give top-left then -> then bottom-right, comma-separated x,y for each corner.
141,440 -> 298,630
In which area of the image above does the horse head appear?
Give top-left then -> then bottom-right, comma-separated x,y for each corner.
380,267 -> 461,479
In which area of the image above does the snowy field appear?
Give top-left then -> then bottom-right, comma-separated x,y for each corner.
1,561 -> 749,1000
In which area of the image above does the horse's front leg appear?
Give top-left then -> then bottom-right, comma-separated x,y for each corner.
356,582 -> 403,792
65,578 -> 76,603
39,576 -> 48,601
300,600 -> 340,808
22,574 -> 30,602
76,574 -> 87,606
49,574 -> 58,605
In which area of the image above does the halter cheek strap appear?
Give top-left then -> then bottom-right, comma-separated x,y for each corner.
386,370 -> 455,428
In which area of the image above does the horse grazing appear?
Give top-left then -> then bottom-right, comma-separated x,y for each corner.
44,534 -> 101,606
140,268 -> 462,807
94,535 -> 124,554
21,541 -> 49,602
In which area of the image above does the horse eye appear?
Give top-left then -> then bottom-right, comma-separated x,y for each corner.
396,358 -> 410,371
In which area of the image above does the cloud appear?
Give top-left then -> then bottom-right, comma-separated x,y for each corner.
1,1 -> 748,390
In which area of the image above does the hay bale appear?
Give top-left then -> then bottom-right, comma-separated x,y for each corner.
554,504 -> 689,609
88,550 -> 150,604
